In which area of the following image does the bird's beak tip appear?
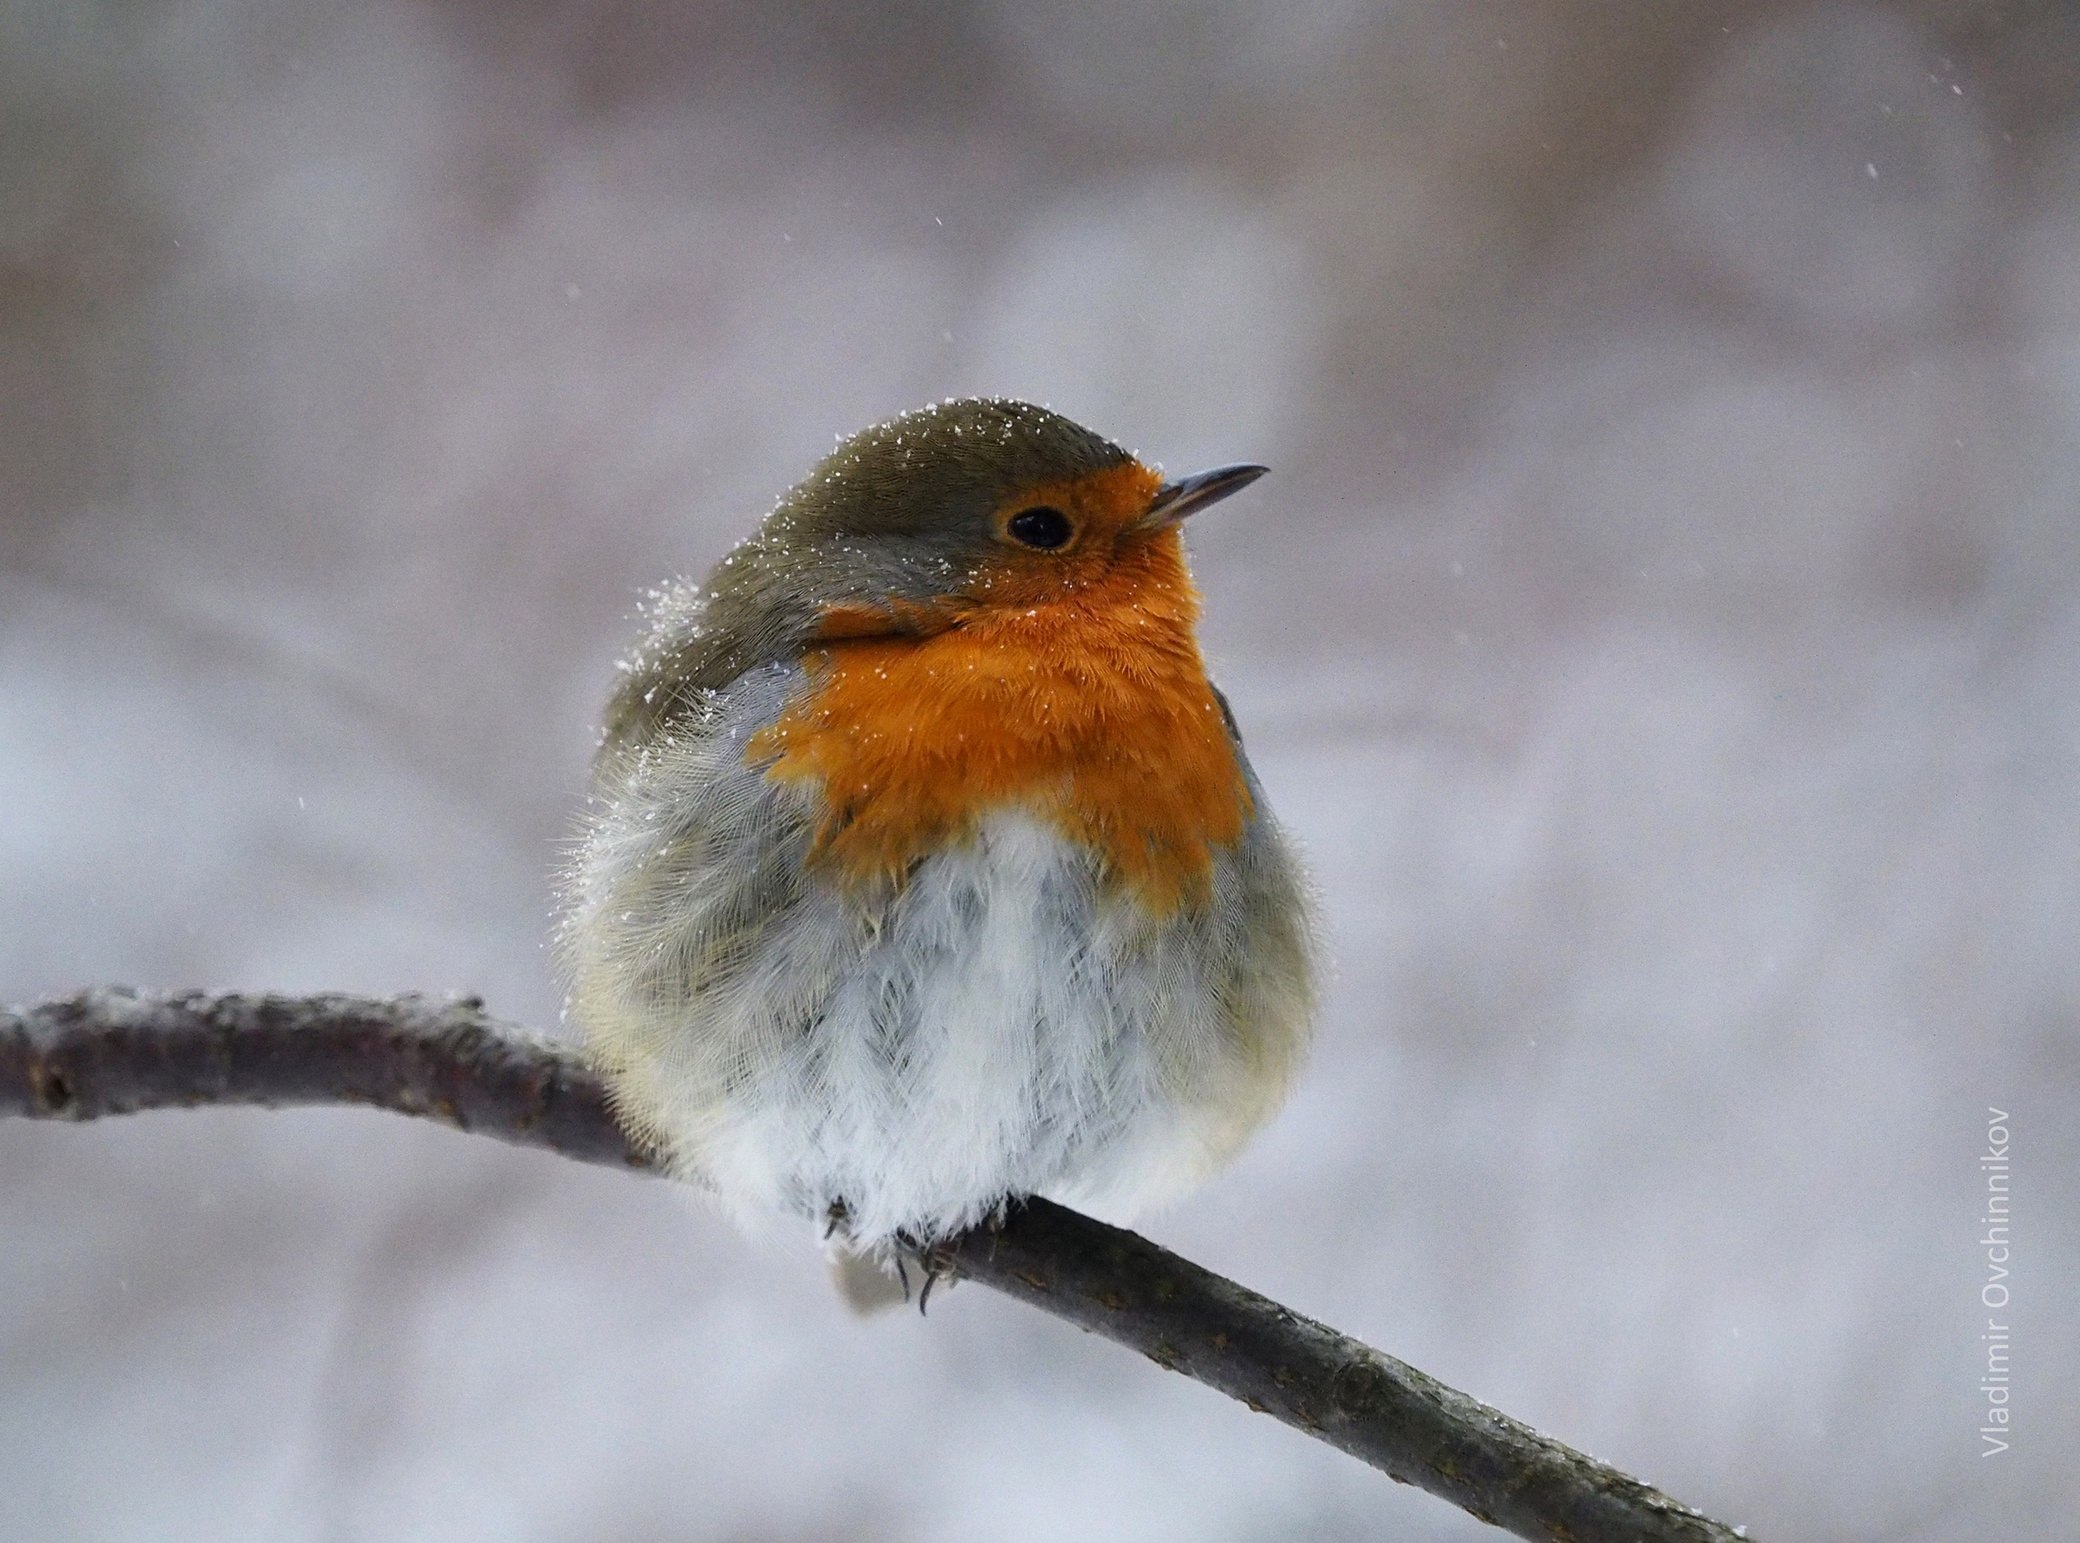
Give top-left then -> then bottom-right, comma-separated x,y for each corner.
1143,462 -> 1270,528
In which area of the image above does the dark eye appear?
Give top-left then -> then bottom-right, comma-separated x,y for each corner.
1005,506 -> 1073,550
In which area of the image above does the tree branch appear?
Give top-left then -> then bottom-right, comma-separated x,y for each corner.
2,988 -> 1747,1543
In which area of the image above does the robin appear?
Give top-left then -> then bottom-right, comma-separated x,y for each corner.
563,397 -> 1317,1277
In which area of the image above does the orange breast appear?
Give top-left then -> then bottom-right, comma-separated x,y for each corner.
745,527 -> 1250,914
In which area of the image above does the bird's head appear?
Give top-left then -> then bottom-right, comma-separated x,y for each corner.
606,398 -> 1264,750
755,396 -> 1265,631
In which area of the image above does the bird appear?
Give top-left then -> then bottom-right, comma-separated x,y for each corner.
562,397 -> 1316,1276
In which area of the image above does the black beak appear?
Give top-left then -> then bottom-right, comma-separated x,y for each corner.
1137,463 -> 1268,531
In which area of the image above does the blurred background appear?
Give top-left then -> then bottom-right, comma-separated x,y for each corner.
3,1 -> 2074,1537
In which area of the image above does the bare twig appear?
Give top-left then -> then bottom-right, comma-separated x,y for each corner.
2,987 -> 1748,1543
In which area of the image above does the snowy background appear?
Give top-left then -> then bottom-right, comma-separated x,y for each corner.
3,2 -> 2075,1538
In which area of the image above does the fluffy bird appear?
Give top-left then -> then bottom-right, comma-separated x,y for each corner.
565,398 -> 1316,1261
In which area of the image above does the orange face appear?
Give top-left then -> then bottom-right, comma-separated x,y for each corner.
747,460 -> 1252,914
972,459 -> 1166,598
